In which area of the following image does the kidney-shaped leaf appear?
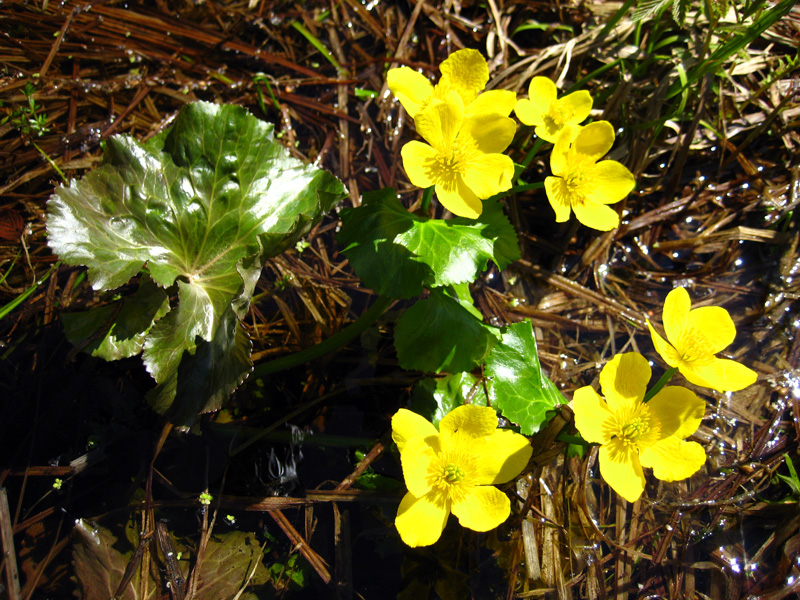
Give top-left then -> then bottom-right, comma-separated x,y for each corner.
484,320 -> 566,435
337,189 -> 520,299
394,287 -> 501,373
48,102 -> 347,420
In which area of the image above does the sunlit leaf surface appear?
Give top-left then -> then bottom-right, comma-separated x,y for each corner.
484,320 -> 566,434
48,102 -> 347,422
411,371 -> 488,427
338,188 -> 520,299
394,287 -> 501,373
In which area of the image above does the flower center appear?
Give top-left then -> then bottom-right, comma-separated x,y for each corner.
676,325 -> 713,362
610,405 -> 660,449
429,139 -> 471,187
443,464 -> 465,484
621,416 -> 648,441
545,104 -> 568,131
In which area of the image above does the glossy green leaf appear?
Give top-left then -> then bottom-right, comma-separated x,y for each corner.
484,320 -> 566,435
47,102 -> 347,421
61,274 -> 169,361
337,189 -> 520,299
410,371 -> 488,427
394,287 -> 501,373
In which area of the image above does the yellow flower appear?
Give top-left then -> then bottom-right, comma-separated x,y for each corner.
401,92 -> 516,218
647,287 -> 758,392
572,352 -> 707,503
392,405 -> 532,547
544,121 -> 635,231
514,76 -> 593,143
387,48 -> 516,119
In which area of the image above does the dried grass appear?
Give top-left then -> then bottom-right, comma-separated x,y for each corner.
1,0 -> 799,598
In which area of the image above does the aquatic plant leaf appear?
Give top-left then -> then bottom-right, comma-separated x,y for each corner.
484,320 -> 565,434
193,530 -> 269,599
47,102 -> 347,421
73,521 -> 269,600
61,274 -> 169,361
410,371 -> 488,427
394,287 -> 501,373
72,519 -> 159,600
267,553 -> 310,591
337,188 -> 519,299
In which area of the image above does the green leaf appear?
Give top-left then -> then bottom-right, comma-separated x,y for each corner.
337,189 -> 520,299
484,320 -> 566,435
394,287 -> 501,373
410,371 -> 488,427
268,553 -> 310,591
147,307 -> 252,424
47,102 -> 347,420
61,274 -> 169,360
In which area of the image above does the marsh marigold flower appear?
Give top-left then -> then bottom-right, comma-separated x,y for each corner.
401,92 -> 516,218
544,121 -> 635,231
647,287 -> 757,392
573,352 -> 706,503
387,48 -> 516,119
392,405 -> 532,547
514,76 -> 592,143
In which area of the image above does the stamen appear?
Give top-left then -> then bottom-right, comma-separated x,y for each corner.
443,464 -> 465,484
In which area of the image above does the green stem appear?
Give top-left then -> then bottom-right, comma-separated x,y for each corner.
518,138 -> 546,172
555,433 -> 592,447
291,21 -> 343,73
250,295 -> 393,378
643,367 -> 678,402
0,262 -> 59,321
420,186 -> 434,213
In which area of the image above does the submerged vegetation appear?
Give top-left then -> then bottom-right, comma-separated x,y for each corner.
1,0 -> 799,598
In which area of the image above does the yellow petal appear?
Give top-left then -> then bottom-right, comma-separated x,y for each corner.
400,141 -> 437,189
639,437 -> 706,482
549,128 -> 572,176
439,404 -> 497,446
471,429 -> 532,484
572,386 -> 613,444
461,153 -> 514,199
683,357 -> 758,392
572,201 -> 620,231
583,160 -> 635,205
686,306 -> 736,354
466,90 -> 517,118
528,76 -> 558,103
395,491 -> 449,547
647,320 -> 681,368
515,76 -> 557,127
392,408 -> 438,452
599,438 -> 646,503
436,176 -> 483,218
599,352 -> 650,412
462,114 -> 517,154
515,98 -> 544,128
400,435 -> 439,498
647,386 -> 705,440
387,66 -> 434,117
557,89 -> 593,125
663,287 -> 691,345
544,176 -> 573,222
438,48 -> 489,106
415,94 -> 464,153
450,484 -> 510,532
573,121 -> 615,161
